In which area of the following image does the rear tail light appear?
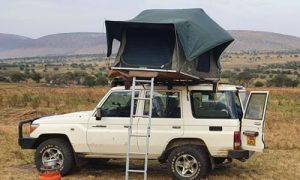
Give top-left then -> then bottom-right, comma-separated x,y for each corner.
234,131 -> 241,150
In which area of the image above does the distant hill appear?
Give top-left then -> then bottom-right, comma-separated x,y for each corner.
0,32 -> 107,59
0,30 -> 300,59
228,30 -> 300,52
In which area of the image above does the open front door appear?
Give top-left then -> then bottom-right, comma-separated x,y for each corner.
241,91 -> 269,152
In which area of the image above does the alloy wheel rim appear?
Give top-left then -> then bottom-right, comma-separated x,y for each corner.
175,154 -> 199,177
41,147 -> 64,169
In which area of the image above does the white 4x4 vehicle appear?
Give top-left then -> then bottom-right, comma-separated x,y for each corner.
19,84 -> 268,179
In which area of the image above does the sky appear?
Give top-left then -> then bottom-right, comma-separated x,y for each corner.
0,0 -> 299,38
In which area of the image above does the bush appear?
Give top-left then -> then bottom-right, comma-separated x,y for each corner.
0,76 -> 9,82
260,75 -> 266,79
25,68 -> 30,74
221,70 -> 233,78
267,74 -> 299,87
254,81 -> 264,87
95,72 -> 108,86
31,73 -> 42,83
236,71 -> 254,86
10,72 -> 26,82
83,76 -> 96,87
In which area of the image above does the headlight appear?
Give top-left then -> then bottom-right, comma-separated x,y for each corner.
30,124 -> 39,134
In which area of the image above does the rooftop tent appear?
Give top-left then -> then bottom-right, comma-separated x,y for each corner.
106,8 -> 234,81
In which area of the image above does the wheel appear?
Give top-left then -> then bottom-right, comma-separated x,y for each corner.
167,146 -> 210,180
35,138 -> 75,176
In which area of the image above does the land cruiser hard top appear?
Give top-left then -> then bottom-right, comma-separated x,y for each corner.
18,83 -> 269,179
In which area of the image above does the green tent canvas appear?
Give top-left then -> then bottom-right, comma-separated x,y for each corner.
106,8 -> 234,81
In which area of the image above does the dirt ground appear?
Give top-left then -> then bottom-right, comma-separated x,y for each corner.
0,84 -> 299,179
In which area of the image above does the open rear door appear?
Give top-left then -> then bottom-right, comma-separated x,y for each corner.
241,91 -> 269,152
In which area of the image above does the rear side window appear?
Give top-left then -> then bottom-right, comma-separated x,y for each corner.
244,93 -> 268,120
144,91 -> 181,118
190,91 -> 241,119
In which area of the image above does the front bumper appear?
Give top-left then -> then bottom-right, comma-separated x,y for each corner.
18,137 -> 37,149
228,150 -> 252,160
18,118 -> 40,149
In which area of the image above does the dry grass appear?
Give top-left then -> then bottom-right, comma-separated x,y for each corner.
0,84 -> 299,179
222,53 -> 300,70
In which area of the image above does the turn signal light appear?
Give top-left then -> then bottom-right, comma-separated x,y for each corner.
30,124 -> 39,134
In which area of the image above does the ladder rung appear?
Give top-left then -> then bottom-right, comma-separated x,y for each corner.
129,152 -> 147,155
135,80 -> 152,83
132,115 -> 150,118
134,97 -> 151,101
130,134 -> 149,137
128,169 -> 145,173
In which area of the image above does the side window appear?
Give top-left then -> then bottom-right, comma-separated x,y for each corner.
101,91 -> 139,117
244,93 -> 267,120
144,91 -> 181,118
190,91 -> 240,119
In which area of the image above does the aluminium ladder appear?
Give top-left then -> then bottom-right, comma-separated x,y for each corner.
125,77 -> 155,180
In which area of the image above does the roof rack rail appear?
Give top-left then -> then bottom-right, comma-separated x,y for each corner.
110,77 -> 219,87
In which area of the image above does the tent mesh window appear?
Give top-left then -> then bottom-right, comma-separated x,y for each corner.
121,26 -> 175,69
196,51 -> 211,73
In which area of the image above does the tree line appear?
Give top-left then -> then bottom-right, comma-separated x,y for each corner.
0,71 -> 108,87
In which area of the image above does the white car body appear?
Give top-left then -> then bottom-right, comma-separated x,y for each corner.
24,84 -> 268,160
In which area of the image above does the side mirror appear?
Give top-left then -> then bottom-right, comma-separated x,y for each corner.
95,108 -> 102,120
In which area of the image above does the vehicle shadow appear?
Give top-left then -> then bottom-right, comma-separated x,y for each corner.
71,159 -> 170,179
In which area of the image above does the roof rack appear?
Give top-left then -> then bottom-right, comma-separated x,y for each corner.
108,67 -> 220,87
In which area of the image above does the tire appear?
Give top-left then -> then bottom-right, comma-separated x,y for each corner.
167,146 -> 210,180
35,138 -> 75,176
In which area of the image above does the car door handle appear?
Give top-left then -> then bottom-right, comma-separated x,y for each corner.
209,126 -> 222,131
254,122 -> 261,126
243,131 -> 259,137
124,125 -> 129,128
92,125 -> 106,128
172,126 -> 181,129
